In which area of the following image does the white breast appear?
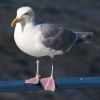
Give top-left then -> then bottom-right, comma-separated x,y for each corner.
14,23 -> 63,58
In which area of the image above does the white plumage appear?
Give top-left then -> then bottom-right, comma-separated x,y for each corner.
14,7 -> 63,58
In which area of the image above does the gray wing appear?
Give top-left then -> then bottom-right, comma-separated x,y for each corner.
40,24 -> 77,52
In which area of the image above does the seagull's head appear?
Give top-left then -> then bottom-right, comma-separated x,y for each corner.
11,6 -> 34,27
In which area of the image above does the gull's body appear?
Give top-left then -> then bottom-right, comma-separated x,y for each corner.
14,23 -> 63,57
11,6 -> 92,91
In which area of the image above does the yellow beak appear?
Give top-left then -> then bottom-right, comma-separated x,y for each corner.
11,17 -> 20,27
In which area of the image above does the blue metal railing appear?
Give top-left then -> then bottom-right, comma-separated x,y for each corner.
0,76 -> 100,91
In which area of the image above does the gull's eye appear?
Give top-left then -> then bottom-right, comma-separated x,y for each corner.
24,12 -> 28,15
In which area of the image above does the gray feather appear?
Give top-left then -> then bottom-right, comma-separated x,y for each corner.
40,24 -> 77,52
39,24 -> 92,52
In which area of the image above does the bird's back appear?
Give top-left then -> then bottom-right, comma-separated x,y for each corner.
40,24 -> 92,53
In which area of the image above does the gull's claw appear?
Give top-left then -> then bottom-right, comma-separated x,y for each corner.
40,75 -> 55,91
25,76 -> 39,84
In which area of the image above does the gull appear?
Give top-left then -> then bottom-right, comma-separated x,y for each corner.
11,6 -> 92,91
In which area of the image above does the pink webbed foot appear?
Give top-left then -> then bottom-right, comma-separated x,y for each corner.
40,75 -> 55,91
25,75 -> 39,84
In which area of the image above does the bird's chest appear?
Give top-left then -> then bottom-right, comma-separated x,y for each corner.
14,26 -> 46,56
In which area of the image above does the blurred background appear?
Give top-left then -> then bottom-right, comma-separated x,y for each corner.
0,0 -> 100,100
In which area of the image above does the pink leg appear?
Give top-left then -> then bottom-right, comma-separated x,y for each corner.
40,65 -> 55,91
25,60 -> 40,84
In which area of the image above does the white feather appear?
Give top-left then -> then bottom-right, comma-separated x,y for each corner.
14,7 -> 63,58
